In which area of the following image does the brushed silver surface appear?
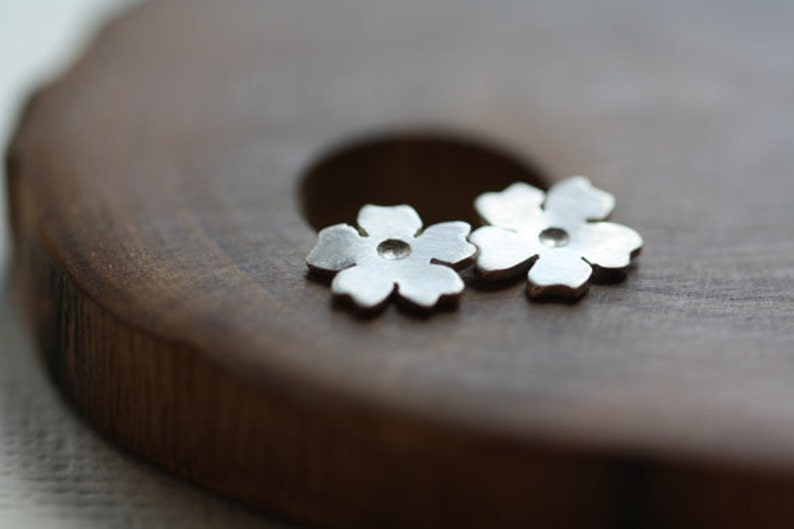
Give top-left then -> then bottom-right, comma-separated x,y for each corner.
307,205 -> 476,310
470,177 -> 643,298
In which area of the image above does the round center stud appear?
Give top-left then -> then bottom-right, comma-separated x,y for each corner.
539,227 -> 570,248
377,239 -> 411,260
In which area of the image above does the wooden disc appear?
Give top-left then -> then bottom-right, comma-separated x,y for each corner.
9,0 -> 794,527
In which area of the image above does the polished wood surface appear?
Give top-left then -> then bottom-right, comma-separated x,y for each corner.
8,0 -> 794,526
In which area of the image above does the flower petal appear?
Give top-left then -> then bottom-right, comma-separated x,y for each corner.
395,263 -> 464,308
470,226 -> 539,280
574,221 -> 643,270
475,182 -> 544,231
544,176 -> 615,222
332,265 -> 396,308
527,250 -> 593,298
306,224 -> 366,273
357,204 -> 422,240
413,221 -> 477,268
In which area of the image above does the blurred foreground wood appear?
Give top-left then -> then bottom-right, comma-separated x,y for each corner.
7,0 -> 794,527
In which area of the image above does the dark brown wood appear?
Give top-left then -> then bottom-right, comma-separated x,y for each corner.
7,0 -> 794,526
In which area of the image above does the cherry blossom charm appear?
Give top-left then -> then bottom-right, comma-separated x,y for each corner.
470,177 -> 643,299
307,205 -> 477,310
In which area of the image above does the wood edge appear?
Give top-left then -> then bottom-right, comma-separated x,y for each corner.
6,46 -> 794,527
9,157 -> 794,528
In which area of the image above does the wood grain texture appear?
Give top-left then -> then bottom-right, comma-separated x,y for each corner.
0,285 -> 291,528
7,0 -> 794,526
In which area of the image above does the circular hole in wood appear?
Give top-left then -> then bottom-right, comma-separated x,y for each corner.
299,132 -> 548,231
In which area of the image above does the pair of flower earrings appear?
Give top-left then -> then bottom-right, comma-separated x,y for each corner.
307,177 -> 643,311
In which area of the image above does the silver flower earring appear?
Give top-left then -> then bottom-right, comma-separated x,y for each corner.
307,205 -> 477,310
470,177 -> 643,298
